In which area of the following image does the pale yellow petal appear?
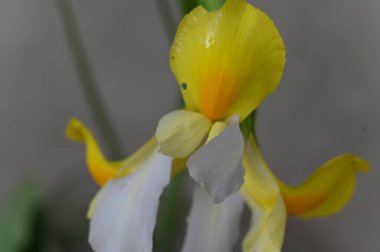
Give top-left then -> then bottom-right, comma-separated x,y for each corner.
278,154 -> 370,218
113,138 -> 161,178
156,110 -> 212,158
170,0 -> 285,121
241,135 -> 286,252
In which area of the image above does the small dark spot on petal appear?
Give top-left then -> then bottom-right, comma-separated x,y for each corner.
181,83 -> 187,90
171,56 -> 175,59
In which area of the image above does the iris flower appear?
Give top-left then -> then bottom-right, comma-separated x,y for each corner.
65,0 -> 369,251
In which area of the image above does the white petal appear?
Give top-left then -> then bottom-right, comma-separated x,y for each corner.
156,110 -> 212,158
182,186 -> 244,252
187,121 -> 245,203
89,148 -> 172,252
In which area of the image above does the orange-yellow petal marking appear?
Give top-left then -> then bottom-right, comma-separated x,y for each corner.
65,118 -> 121,186
199,71 -> 239,121
277,154 -> 370,218
170,0 -> 285,121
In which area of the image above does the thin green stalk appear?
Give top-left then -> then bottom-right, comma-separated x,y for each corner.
179,0 -> 224,13
198,0 -> 224,11
56,0 -> 123,159
154,172 -> 186,252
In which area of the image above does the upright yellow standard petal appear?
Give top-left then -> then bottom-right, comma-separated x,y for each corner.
241,136 -> 286,252
170,0 -> 285,121
278,154 -> 370,218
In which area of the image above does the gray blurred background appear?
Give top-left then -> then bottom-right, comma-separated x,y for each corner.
0,0 -> 378,251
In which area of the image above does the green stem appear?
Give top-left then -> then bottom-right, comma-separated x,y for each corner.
179,0 -> 224,14
198,0 -> 224,11
154,172 -> 186,252
56,0 -> 124,159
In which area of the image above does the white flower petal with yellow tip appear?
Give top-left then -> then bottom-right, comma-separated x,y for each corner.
89,147 -> 172,252
187,119 -> 244,203
182,186 -> 244,252
241,136 -> 286,252
156,110 -> 212,158
170,0 -> 285,121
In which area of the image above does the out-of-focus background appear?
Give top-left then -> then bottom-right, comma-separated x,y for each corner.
0,0 -> 378,251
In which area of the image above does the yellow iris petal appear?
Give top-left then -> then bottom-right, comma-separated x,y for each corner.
241,135 -> 286,252
65,118 -> 122,186
65,118 -> 156,186
278,154 -> 370,218
170,0 -> 285,121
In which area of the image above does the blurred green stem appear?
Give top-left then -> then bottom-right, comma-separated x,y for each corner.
56,0 -> 123,159
180,0 -> 224,13
154,172 -> 186,252
198,0 -> 224,11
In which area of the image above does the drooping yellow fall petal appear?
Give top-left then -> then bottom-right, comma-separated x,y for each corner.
65,118 -> 154,186
170,0 -> 285,122
277,154 -> 370,218
241,135 -> 286,252
65,118 -> 122,186
156,110 -> 212,158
